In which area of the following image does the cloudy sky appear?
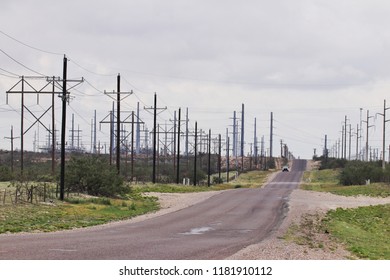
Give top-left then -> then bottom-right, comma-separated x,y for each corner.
1,0 -> 390,159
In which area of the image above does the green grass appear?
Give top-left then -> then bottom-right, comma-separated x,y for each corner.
133,170 -> 272,193
301,169 -> 390,197
323,204 -> 390,259
0,195 -> 159,234
291,168 -> 390,259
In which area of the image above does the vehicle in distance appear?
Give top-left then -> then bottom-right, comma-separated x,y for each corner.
282,166 -> 289,172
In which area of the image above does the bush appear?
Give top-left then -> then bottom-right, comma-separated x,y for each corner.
64,156 -> 127,197
0,165 -> 13,181
339,161 -> 383,185
319,157 -> 347,170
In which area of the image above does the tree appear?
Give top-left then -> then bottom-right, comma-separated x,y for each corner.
64,156 -> 127,197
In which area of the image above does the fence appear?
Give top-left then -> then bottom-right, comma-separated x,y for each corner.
0,182 -> 58,205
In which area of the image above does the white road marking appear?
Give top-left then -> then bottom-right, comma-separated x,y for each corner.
48,249 -> 78,252
180,226 -> 213,235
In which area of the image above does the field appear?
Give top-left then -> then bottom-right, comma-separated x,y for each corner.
298,168 -> 390,259
324,204 -> 390,259
301,169 -> 390,197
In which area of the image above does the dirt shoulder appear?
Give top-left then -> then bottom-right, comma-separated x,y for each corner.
227,189 -> 390,260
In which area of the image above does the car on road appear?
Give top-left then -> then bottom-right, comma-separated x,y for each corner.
282,165 -> 289,172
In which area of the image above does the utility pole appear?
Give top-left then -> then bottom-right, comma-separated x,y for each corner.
355,124 -> 360,160
348,124 -> 352,160
193,121 -> 198,186
4,126 -> 19,173
324,134 -> 328,160
99,103 -> 115,164
344,116 -> 348,159
56,56 -> 84,200
6,76 -> 62,176
254,117 -> 258,166
207,129 -> 211,187
136,102 -> 140,154
176,108 -> 181,184
359,108 -> 363,160
341,125 -> 344,159
363,110 -> 374,162
270,112 -> 274,158
232,111 -> 236,157
280,139 -> 284,158
218,133 -> 222,181
59,56 -> 68,200
241,103 -> 244,171
60,56 -> 68,200
144,93 -> 166,183
377,99 -> 390,169
104,74 -> 133,174
153,94 -> 157,183
226,128 -> 230,182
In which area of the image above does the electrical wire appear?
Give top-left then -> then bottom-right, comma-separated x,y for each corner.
0,67 -> 19,77
68,58 -> 117,77
0,48 -> 46,76
0,29 -> 63,56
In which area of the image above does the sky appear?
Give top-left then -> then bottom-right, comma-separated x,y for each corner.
1,0 -> 390,160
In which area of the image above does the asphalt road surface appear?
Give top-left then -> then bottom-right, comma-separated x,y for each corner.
0,159 -> 307,260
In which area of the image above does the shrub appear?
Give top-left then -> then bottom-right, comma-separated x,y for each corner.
339,161 -> 383,185
64,156 -> 127,197
0,165 -> 13,181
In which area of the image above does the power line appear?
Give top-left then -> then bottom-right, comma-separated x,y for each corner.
0,48 -> 46,76
0,29 -> 63,56
68,58 -> 117,77
0,67 -> 19,77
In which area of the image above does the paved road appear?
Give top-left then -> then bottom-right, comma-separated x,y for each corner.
0,159 -> 306,260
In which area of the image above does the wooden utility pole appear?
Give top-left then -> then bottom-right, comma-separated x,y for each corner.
4,126 -> 19,173
60,56 -> 68,201
193,121 -> 198,186
59,56 -> 84,200
270,112 -> 273,158
241,103 -> 244,171
144,93 -> 166,183
176,108 -> 181,184
378,100 -> 390,169
218,133 -> 222,181
207,129 -> 211,187
103,74 -> 133,174
363,110 -> 374,162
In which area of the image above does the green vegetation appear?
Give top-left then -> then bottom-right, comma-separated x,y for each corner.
0,195 -> 158,234
323,204 -> 390,259
296,166 -> 390,259
65,156 -> 127,197
133,170 -> 272,193
302,169 -> 390,197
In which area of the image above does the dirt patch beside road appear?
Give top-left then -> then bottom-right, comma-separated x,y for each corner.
227,189 -> 390,259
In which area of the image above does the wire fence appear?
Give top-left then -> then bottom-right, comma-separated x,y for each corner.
0,182 -> 58,205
